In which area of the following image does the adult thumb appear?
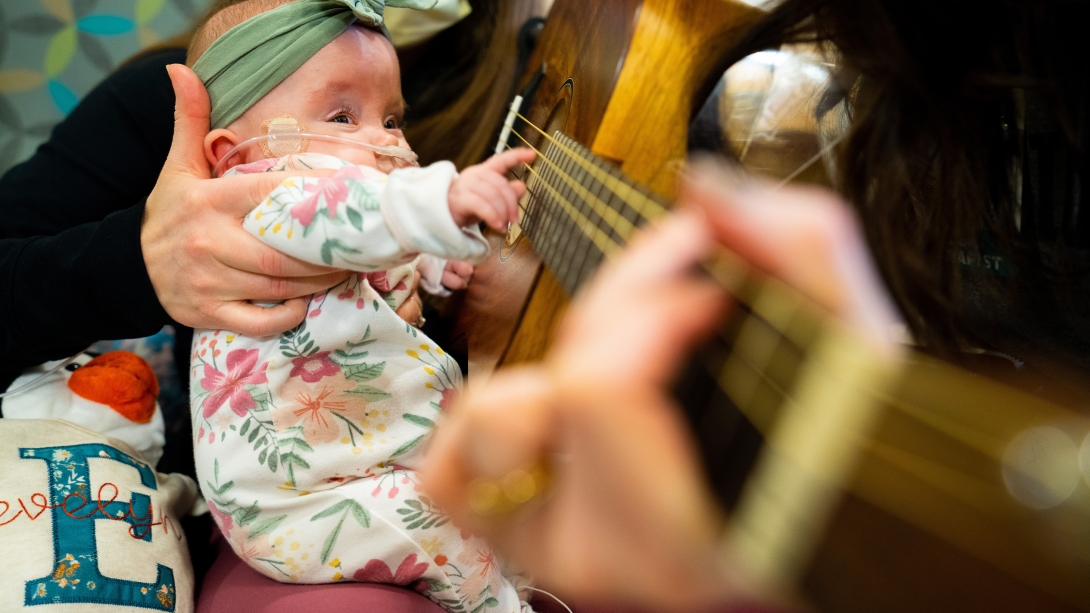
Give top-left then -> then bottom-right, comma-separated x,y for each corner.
165,64 -> 212,178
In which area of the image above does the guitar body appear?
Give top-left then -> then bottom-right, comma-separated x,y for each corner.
449,0 -> 759,376
446,1 -> 1090,611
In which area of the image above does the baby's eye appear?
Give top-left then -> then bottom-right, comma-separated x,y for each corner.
384,118 -> 400,130
330,114 -> 353,125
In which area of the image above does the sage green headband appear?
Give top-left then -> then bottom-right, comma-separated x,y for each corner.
192,0 -> 435,129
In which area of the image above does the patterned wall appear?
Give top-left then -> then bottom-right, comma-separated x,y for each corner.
0,0 -> 214,174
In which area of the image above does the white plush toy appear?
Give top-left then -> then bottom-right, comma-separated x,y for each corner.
2,351 -> 166,466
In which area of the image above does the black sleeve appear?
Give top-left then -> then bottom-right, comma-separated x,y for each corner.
0,47 -> 186,386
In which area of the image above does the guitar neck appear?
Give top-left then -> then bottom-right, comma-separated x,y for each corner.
516,129 -> 1090,608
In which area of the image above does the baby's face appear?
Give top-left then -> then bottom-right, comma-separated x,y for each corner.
220,25 -> 408,167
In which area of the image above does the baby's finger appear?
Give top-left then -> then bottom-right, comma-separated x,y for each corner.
448,261 -> 474,279
479,170 -> 520,222
479,148 -> 537,176
465,182 -> 509,230
508,179 -> 527,221
442,269 -> 469,290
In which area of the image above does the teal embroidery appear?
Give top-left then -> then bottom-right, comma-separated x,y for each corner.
21,444 -> 176,610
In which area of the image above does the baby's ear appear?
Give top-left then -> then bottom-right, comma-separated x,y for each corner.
204,128 -> 241,170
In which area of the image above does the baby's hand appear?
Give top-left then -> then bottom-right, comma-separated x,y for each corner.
448,148 -> 536,230
442,261 -> 474,291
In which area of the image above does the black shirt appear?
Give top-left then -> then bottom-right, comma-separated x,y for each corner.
0,48 -> 185,392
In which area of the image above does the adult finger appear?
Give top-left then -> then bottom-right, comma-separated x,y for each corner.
205,297 -> 311,337
553,212 -> 729,388
196,168 -> 337,219
424,367 -> 555,527
164,64 -> 212,178
681,160 -> 902,349
226,269 -> 352,302
215,233 -> 350,278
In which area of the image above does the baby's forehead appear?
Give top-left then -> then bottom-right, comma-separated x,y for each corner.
267,25 -> 402,104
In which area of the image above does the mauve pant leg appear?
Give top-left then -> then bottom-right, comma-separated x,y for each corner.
196,528 -> 447,613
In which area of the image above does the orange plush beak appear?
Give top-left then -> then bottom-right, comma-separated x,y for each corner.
67,352 -> 160,424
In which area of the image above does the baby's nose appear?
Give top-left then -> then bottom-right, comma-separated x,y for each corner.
375,131 -> 400,147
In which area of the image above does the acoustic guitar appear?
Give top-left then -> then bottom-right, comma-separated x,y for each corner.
446,0 -> 1090,610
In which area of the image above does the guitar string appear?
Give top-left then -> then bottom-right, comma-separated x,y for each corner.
508,129 -> 640,239
514,113 -> 669,222
500,134 -> 1053,471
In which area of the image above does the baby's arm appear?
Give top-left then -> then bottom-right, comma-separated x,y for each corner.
242,150 -> 534,273
242,161 -> 482,272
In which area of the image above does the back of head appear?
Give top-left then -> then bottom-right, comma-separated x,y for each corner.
187,0 -> 296,65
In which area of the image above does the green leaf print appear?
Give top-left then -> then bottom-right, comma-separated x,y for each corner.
210,480 -> 234,497
239,419 -> 251,437
346,206 -> 363,231
344,361 -> 386,382
320,241 -> 333,265
344,385 -> 392,402
268,452 -> 279,472
391,435 -> 424,458
397,496 -> 449,531
249,514 -> 287,538
237,501 -> 260,527
311,499 -> 354,521
311,499 -> 371,564
403,414 -> 435,429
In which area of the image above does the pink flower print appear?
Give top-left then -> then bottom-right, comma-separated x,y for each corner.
200,349 -> 268,418
365,271 -> 392,293
456,547 -> 501,601
229,526 -> 274,565
273,376 -> 367,444
291,177 -> 349,226
439,388 -> 457,412
353,554 -> 430,590
289,351 -> 339,383
208,501 -> 234,538
334,165 -> 366,181
289,195 -> 320,227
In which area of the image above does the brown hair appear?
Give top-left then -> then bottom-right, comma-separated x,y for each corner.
400,0 -> 545,169
707,0 -> 1090,354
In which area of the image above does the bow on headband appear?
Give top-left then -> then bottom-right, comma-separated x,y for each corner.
193,0 -> 436,130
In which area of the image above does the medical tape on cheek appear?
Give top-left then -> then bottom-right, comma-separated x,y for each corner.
260,114 -> 309,157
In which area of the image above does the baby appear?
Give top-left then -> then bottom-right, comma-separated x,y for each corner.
186,1 -> 535,612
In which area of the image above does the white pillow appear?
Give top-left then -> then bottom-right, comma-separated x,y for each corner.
0,419 -> 198,612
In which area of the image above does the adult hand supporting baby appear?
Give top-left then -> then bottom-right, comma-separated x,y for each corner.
140,64 -> 351,337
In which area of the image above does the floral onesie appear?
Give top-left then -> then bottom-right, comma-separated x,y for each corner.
189,153 -> 532,613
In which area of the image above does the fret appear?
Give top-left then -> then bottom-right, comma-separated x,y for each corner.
550,148 -> 587,291
529,140 -> 567,263
564,153 -> 610,294
563,158 -> 610,295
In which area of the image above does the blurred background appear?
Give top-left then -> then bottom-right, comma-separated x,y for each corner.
0,0 -> 213,174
